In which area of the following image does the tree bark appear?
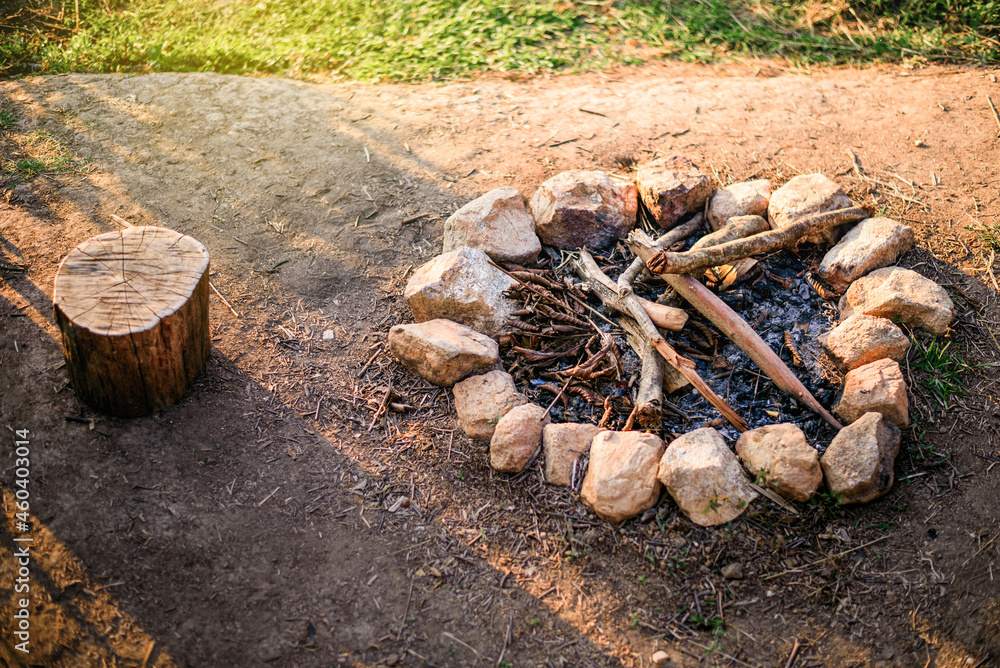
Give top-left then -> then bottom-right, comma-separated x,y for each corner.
53,226 -> 211,417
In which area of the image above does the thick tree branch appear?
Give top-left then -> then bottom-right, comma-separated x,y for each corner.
626,207 -> 868,276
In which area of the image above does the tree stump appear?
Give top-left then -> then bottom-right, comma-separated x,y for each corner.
53,226 -> 211,417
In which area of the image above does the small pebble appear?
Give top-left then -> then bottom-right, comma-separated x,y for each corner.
914,139 -> 927,147
721,562 -> 744,580
651,649 -> 670,666
322,329 -> 335,340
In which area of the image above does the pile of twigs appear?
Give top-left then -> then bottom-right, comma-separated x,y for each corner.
496,261 -> 630,418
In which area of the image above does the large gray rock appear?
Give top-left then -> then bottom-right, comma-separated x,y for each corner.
580,431 -> 664,523
404,247 -> 518,338
707,179 -> 771,230
452,370 -> 528,440
657,428 -> 757,526
818,217 -> 915,293
490,403 -> 550,473
442,187 -> 541,265
767,174 -> 853,245
821,412 -> 901,504
735,423 -> 822,502
529,170 -> 637,249
388,319 -> 498,387
636,155 -> 713,229
543,422 -> 604,487
822,314 -> 910,372
839,266 -> 954,336
834,358 -> 909,428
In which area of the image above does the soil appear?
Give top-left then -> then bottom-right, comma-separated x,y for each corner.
1,60 -> 1000,667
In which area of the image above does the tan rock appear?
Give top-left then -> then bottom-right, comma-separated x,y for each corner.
636,155 -> 713,229
821,412 -> 901,504
767,173 -> 853,245
651,650 -> 671,667
529,170 -> 637,249
834,358 -> 909,428
580,431 -> 664,523
388,319 -> 498,387
735,423 -> 822,502
404,247 -> 518,338
442,187 -> 541,265
657,428 -> 757,527
490,404 -> 550,473
543,422 -> 604,487
452,370 -> 528,440
839,266 -> 954,336
818,217 -> 915,293
721,563 -> 744,580
822,314 -> 910,372
707,179 -> 771,230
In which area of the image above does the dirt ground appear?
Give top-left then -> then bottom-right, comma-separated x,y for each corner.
2,60 -> 1000,667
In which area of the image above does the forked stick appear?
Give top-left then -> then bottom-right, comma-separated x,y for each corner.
575,254 -> 688,332
575,250 -> 748,432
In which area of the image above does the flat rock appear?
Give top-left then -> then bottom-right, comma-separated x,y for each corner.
767,173 -> 853,245
651,650 -> 670,667
580,431 -> 664,523
822,314 -> 910,372
834,358 -> 909,428
543,422 -> 604,487
442,187 -> 541,265
839,266 -> 954,336
707,179 -> 771,230
490,404 -> 550,473
818,217 -> 915,293
657,428 -> 757,527
636,155 -> 713,229
404,246 -> 518,338
735,423 -> 822,502
388,319 -> 498,387
452,370 -> 528,440
529,170 -> 637,249
821,412 -> 901,504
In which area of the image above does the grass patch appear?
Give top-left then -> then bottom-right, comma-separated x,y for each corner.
967,219 -> 1000,251
910,336 -> 972,410
1,0 -> 998,81
0,110 -> 16,131
1,128 -> 84,184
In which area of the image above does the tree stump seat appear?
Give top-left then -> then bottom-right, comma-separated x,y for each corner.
53,226 -> 211,417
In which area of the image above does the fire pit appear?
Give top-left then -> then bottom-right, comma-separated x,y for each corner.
389,156 -> 954,527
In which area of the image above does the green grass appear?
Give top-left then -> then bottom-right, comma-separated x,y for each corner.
967,219 -> 1000,251
1,0 -> 999,81
1,126 -> 84,183
910,336 -> 971,409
